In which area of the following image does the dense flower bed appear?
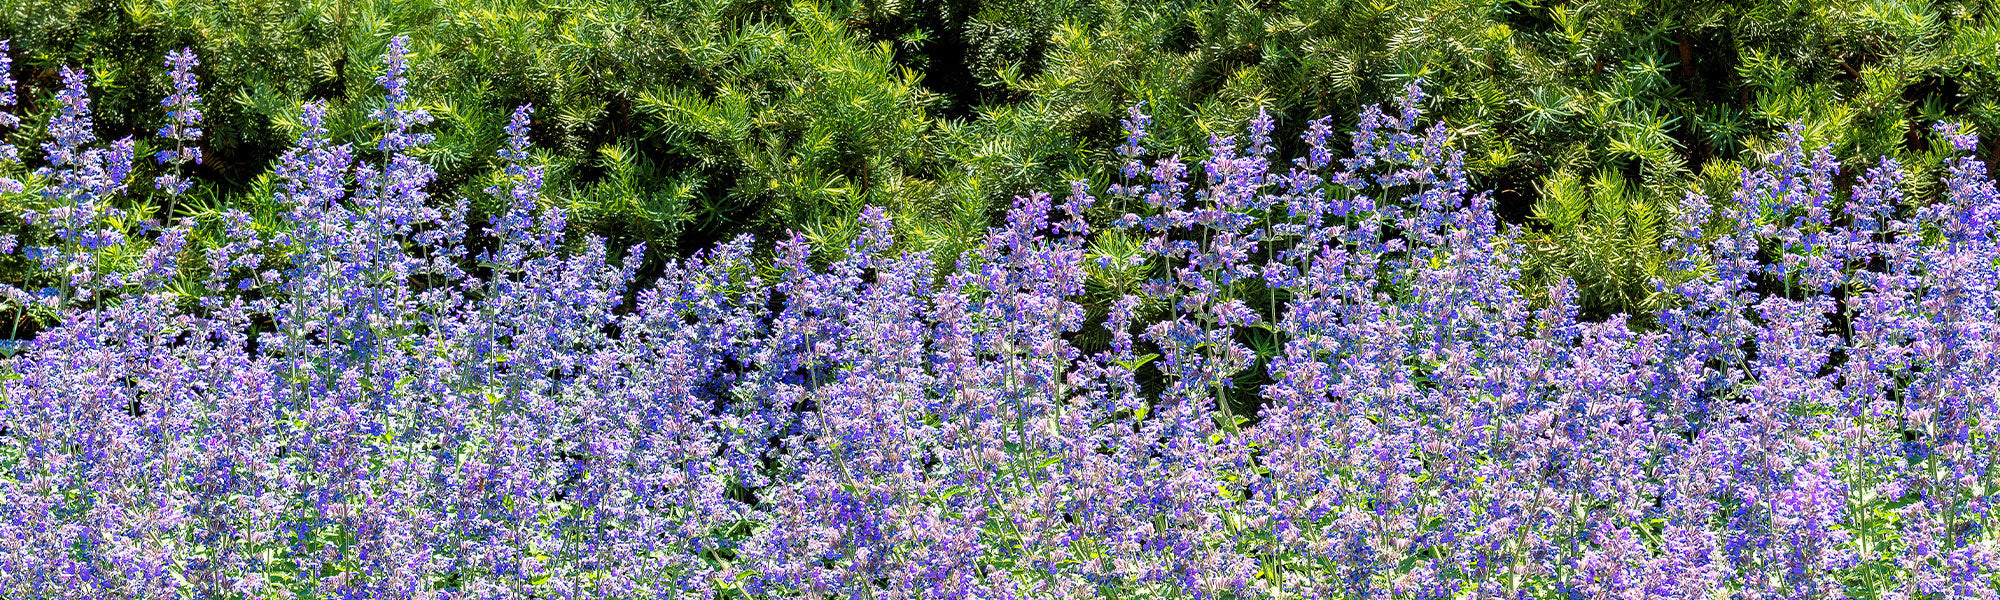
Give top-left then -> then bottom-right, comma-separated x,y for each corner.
0,40 -> 1997,599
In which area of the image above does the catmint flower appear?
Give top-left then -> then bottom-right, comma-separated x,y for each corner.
154,47 -> 203,197
374,35 -> 435,154
0,40 -> 18,193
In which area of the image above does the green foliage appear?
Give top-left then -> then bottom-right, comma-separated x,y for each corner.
1520,168 -> 1674,319
5,0 -> 2000,320
631,1 -> 953,255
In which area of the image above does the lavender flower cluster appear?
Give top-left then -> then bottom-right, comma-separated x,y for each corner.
0,39 -> 1997,600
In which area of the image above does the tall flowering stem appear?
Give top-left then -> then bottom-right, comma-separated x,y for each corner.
0,39 -> 20,194
153,48 -> 203,205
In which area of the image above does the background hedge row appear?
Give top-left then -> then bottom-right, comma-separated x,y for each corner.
5,0 -> 2000,319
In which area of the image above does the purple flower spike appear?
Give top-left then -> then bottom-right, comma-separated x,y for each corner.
0,39 -> 16,126
374,35 -> 435,154
154,47 -> 203,197
0,39 -> 19,193
484,104 -> 559,269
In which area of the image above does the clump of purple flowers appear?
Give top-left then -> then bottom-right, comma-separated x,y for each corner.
23,65 -> 138,306
0,40 -> 1997,600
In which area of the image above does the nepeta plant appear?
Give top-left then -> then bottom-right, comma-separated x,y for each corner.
0,41 -> 1996,600
23,65 -> 137,307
